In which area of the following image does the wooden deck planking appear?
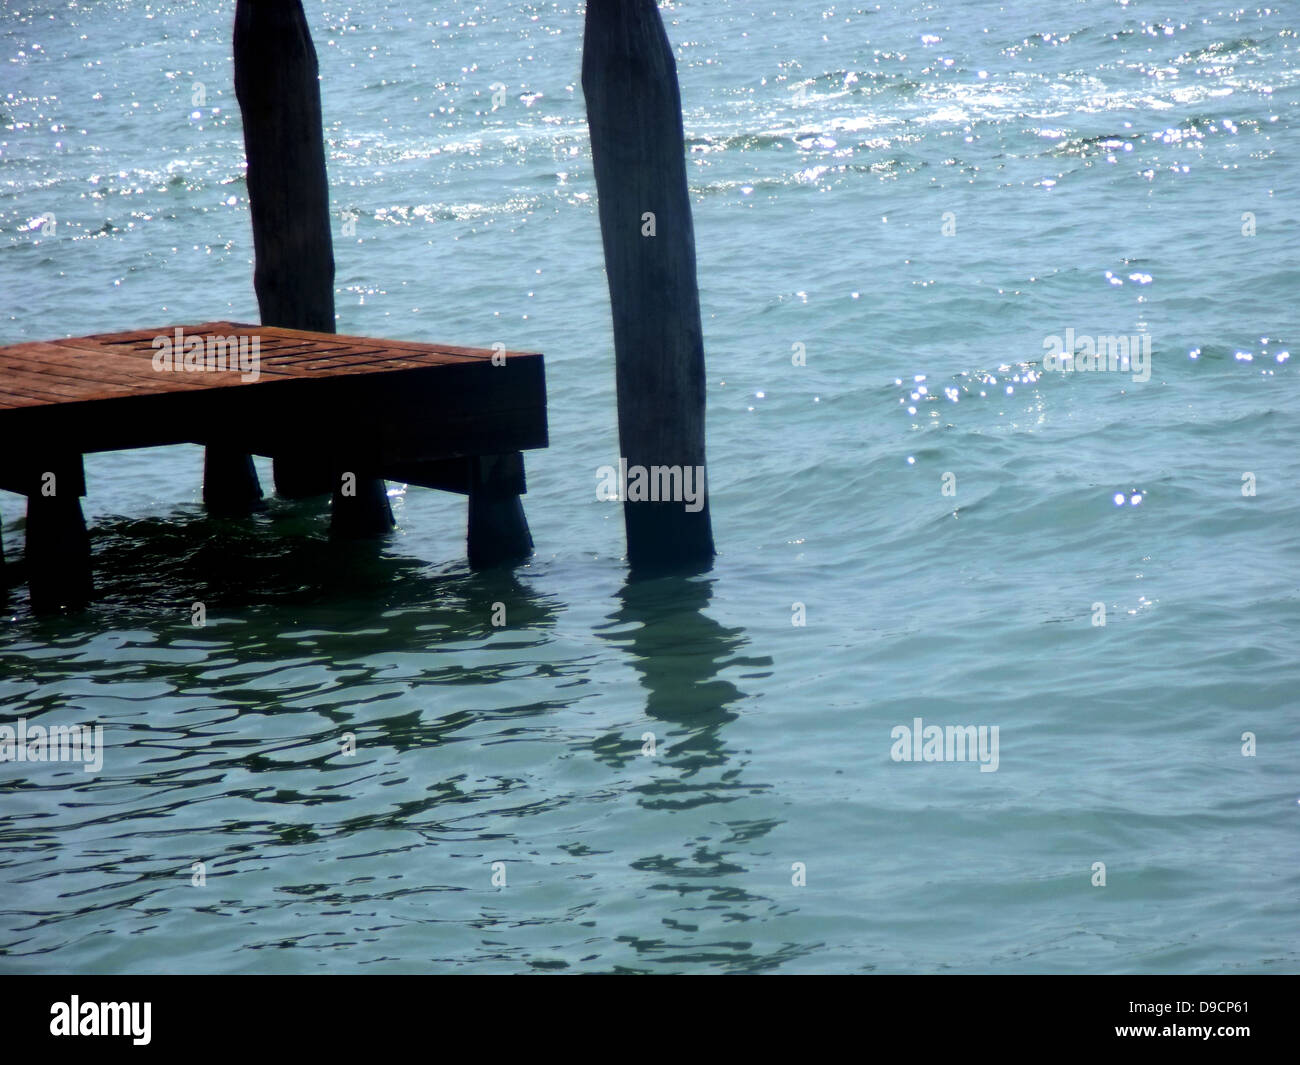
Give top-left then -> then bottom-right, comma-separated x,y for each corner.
61,322 -> 504,366
50,349 -> 487,380
2,341 -> 244,397
0,324 -> 546,461
45,338 -> 470,378
0,344 -> 231,396
0,322 -> 546,605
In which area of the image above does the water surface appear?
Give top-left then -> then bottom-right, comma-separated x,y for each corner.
1,0 -> 1297,973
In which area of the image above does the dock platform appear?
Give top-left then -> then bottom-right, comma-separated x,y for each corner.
0,322 -> 547,610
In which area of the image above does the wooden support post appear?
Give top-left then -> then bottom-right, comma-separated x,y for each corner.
24,455 -> 92,613
233,0 -> 364,501
330,470 -> 394,539
467,454 -> 533,569
203,445 -> 263,516
272,458 -> 336,500
582,0 -> 715,572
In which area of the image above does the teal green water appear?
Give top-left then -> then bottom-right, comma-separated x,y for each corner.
1,0 -> 1298,973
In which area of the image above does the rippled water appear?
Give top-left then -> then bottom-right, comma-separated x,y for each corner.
1,1 -> 1298,973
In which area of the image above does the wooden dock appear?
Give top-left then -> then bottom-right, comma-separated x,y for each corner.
0,322 -> 546,611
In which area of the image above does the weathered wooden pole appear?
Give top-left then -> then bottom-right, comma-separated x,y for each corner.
582,0 -> 715,571
466,454 -> 533,567
234,0 -> 334,336
231,0 -> 391,532
202,447 -> 263,516
24,455 -> 93,613
329,469 -> 394,539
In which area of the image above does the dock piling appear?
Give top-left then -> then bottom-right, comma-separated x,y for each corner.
582,0 -> 715,571
232,0 -> 335,334
272,461 -> 337,501
24,455 -> 92,613
330,471 -> 396,539
232,0 -> 381,506
202,445 -> 263,516
466,454 -> 533,568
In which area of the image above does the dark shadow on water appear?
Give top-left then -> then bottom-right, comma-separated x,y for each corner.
593,571 -> 773,786
0,500 -> 561,664
592,573 -> 814,973
0,501 -> 572,821
600,574 -> 744,766
0,506 -> 815,973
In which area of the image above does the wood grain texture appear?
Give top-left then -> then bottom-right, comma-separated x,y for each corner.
582,0 -> 715,570
233,0 -> 338,497
233,0 -> 335,333
0,324 -> 546,483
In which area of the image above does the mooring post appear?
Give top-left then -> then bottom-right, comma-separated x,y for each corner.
582,0 -> 715,572
25,455 -> 93,613
466,454 -> 533,568
232,0 -> 386,507
233,0 -> 334,332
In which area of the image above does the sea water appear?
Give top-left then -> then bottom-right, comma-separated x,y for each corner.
0,0 -> 1297,973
